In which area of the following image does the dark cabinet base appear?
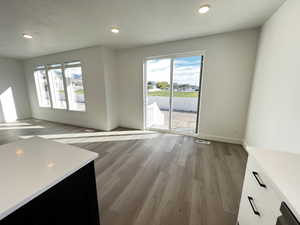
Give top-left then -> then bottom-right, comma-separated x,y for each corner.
1,162 -> 100,225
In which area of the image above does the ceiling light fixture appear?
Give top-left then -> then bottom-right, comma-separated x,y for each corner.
198,4 -> 211,14
47,161 -> 55,168
16,149 -> 24,156
111,27 -> 120,34
23,33 -> 33,39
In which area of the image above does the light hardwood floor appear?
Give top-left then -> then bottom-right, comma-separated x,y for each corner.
0,119 -> 248,225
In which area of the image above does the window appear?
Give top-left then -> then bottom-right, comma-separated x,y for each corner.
33,61 -> 86,111
64,61 -> 86,111
47,64 -> 67,109
34,66 -> 51,107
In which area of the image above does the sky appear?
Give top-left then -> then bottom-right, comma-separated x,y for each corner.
146,56 -> 202,86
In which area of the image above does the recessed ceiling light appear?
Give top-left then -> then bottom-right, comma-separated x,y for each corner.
111,27 -> 120,34
16,149 -> 24,156
23,33 -> 33,39
198,4 -> 211,14
47,162 -> 55,168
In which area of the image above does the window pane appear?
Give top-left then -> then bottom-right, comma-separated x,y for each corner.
48,67 -> 67,109
146,58 -> 171,130
34,70 -> 51,107
65,66 -> 86,111
172,56 -> 202,134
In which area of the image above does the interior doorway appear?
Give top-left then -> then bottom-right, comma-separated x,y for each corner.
144,53 -> 204,135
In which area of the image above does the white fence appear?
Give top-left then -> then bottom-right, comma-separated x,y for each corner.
146,102 -> 165,127
147,96 -> 198,112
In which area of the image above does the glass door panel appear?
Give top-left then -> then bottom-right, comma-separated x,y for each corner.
145,58 -> 171,130
171,56 -> 202,133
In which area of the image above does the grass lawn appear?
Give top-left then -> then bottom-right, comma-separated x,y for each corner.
59,89 -> 84,94
75,89 -> 84,94
148,91 -> 198,98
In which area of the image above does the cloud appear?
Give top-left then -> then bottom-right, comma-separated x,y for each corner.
147,59 -> 171,82
146,56 -> 201,85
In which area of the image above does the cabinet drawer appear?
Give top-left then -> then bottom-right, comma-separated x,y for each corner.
238,194 -> 262,225
245,157 -> 281,216
238,185 -> 279,225
238,157 -> 281,225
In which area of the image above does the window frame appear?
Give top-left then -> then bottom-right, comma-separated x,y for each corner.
63,61 -> 87,112
47,63 -> 68,110
33,61 -> 87,112
33,65 -> 52,108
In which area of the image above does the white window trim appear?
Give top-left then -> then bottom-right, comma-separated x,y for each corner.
64,63 -> 87,112
47,65 -> 67,110
34,68 -> 51,108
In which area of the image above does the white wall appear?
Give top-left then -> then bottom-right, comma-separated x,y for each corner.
0,58 -> 31,122
245,0 -> 300,153
102,47 -> 119,130
117,29 -> 259,143
24,46 -> 118,131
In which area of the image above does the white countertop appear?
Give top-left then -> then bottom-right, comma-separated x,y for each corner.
251,148 -> 300,221
0,137 -> 98,221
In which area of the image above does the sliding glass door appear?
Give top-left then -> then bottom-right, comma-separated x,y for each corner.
145,58 -> 171,130
145,54 -> 204,134
172,56 -> 202,133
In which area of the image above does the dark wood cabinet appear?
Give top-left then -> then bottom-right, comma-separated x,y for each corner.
0,162 -> 100,225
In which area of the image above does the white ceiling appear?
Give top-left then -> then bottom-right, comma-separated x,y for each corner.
0,0 -> 285,59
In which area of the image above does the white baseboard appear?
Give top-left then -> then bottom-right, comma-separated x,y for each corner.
198,133 -> 243,145
144,128 -> 244,145
242,141 -> 249,152
147,130 -> 243,145
242,140 -> 256,152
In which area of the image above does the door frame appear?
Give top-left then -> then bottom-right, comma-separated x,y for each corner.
143,50 -> 206,136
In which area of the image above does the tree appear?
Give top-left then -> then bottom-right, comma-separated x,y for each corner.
156,81 -> 169,89
179,84 -> 190,90
147,84 -> 154,89
173,82 -> 179,90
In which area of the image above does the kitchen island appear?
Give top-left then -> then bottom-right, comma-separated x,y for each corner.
0,137 -> 100,225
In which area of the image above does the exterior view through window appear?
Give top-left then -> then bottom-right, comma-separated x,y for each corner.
34,66 -> 51,107
64,61 -> 86,111
48,64 -> 67,109
34,61 -> 86,111
145,54 -> 203,134
146,58 -> 171,130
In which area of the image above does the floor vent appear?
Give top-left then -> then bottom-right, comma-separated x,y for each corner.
195,139 -> 211,145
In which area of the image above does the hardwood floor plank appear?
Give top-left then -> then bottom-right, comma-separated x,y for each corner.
133,172 -> 169,225
0,119 -> 248,225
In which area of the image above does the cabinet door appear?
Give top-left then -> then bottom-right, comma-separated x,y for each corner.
0,162 -> 100,225
31,162 -> 100,225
